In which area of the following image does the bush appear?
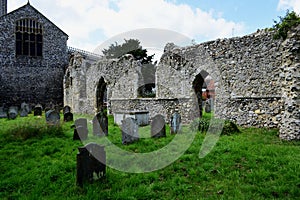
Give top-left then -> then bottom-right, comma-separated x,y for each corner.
273,10 -> 300,40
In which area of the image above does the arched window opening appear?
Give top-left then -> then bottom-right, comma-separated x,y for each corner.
96,77 -> 107,112
15,18 -> 43,57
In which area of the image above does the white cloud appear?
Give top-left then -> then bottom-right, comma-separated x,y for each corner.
278,0 -> 300,13
8,0 -> 245,52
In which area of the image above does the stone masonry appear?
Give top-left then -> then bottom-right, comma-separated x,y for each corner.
65,27 -> 300,140
0,2 -> 68,108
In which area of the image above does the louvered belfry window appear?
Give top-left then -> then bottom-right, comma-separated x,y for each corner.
15,19 -> 43,57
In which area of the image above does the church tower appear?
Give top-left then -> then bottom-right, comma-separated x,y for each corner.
0,0 -> 7,17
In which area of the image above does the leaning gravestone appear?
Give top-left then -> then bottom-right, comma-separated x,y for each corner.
63,106 -> 73,122
45,110 -> 60,125
170,112 -> 181,134
151,114 -> 166,138
8,106 -> 18,119
73,118 -> 88,140
34,104 -> 43,116
92,111 -> 108,136
121,117 -> 139,145
77,143 -> 106,187
0,107 -> 7,118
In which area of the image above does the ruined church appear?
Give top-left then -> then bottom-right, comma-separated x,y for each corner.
0,1 -> 299,140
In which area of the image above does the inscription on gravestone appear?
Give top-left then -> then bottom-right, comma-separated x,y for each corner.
45,110 -> 60,125
122,117 -> 139,145
92,111 -> 108,136
34,104 -> 43,116
170,112 -> 181,134
73,118 -> 88,140
77,143 -> 106,187
151,114 -> 166,138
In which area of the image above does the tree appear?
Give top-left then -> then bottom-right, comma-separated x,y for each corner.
273,10 -> 300,40
103,39 -> 156,97
102,39 -> 154,64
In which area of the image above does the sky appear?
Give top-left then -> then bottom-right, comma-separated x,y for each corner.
7,0 -> 300,60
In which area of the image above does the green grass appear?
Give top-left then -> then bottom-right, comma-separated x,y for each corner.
0,113 -> 299,199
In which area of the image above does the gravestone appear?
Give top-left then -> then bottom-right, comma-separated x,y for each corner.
121,117 -> 139,145
73,118 -> 88,140
77,143 -> 106,187
8,106 -> 18,119
92,111 -> 108,136
20,102 -> 30,117
0,107 -> 7,118
151,114 -> 166,138
205,100 -> 211,113
45,110 -> 60,125
63,106 -> 73,122
170,112 -> 181,134
63,105 -> 71,114
34,104 -> 43,116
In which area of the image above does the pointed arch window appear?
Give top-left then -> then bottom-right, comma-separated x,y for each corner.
15,19 -> 43,57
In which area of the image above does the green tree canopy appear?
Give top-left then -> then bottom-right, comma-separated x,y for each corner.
102,39 -> 154,64
273,10 -> 300,40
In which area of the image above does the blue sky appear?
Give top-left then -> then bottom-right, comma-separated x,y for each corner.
8,0 -> 299,58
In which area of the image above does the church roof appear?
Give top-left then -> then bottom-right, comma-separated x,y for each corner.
0,2 -> 68,37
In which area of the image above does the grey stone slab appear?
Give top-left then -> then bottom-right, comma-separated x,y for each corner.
170,112 -> 181,134
92,111 -> 108,136
121,117 -> 139,145
151,114 -> 166,138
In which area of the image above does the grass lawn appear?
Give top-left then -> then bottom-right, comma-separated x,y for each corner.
0,113 -> 299,199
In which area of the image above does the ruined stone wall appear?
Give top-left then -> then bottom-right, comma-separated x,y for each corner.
0,4 -> 68,107
65,27 -> 299,140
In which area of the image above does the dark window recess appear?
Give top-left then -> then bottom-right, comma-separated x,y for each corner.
15,19 -> 43,57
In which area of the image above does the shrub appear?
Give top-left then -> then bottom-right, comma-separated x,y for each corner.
273,10 -> 300,40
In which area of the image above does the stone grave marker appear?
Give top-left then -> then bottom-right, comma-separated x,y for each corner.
20,102 -> 30,117
76,142 -> 106,187
92,111 -> 108,136
73,118 -> 88,140
0,107 -> 7,118
63,106 -> 73,122
121,117 -> 139,144
45,110 -> 60,125
151,114 -> 166,138
8,106 -> 18,119
34,104 -> 43,116
170,112 -> 181,134
205,100 -> 211,113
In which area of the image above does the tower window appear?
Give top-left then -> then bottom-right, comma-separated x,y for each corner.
15,19 -> 43,57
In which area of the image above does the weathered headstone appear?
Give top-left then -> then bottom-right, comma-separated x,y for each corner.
92,111 -> 108,136
205,100 -> 211,113
63,105 -> 71,114
8,106 -> 18,119
151,114 -> 166,138
121,117 -> 139,144
63,106 -> 73,122
0,107 -> 7,118
73,118 -> 88,140
45,110 -> 60,125
77,143 -> 106,187
34,104 -> 43,116
20,102 -> 30,117
170,112 -> 181,134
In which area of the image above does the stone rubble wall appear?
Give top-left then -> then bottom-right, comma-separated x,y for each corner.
65,27 -> 300,140
279,25 -> 300,140
0,4 -> 68,108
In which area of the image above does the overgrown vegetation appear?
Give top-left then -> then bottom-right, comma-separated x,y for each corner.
0,113 -> 299,199
273,10 -> 300,40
